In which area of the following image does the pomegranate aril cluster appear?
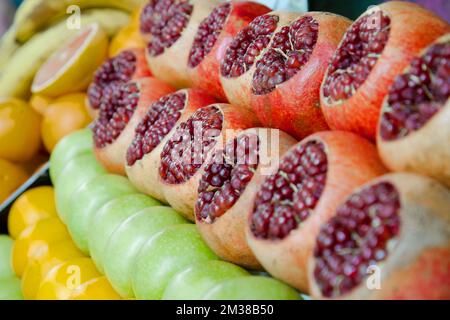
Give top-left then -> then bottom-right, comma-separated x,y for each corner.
313,182 -> 400,298
93,82 -> 140,148
188,2 -> 231,68
380,41 -> 450,140
322,10 -> 391,102
88,50 -> 137,110
127,92 -> 187,166
141,0 -> 193,57
221,14 -> 279,78
160,106 -> 223,184
196,134 -> 260,223
251,141 -> 328,240
252,16 -> 319,95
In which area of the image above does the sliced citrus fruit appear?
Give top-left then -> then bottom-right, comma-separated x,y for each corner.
31,23 -> 108,97
0,159 -> 29,204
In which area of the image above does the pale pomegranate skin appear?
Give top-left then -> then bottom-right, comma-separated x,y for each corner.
93,77 -> 175,175
187,1 -> 270,101
309,173 -> 450,300
377,34 -> 450,188
251,12 -> 351,140
195,128 -> 297,269
320,1 -> 450,141
246,131 -> 387,293
125,89 -> 216,202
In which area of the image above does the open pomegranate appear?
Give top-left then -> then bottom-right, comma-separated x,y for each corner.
187,1 -> 270,101
220,12 -> 300,109
159,103 -> 259,220
195,128 -> 297,269
250,12 -> 351,140
93,77 -> 175,175
378,33 -> 450,188
87,48 -> 151,117
246,131 -> 387,293
125,89 -> 216,202
309,173 -> 450,299
141,0 -> 219,88
320,1 -> 449,140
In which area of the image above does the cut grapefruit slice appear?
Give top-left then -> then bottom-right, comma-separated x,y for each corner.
31,23 -> 108,97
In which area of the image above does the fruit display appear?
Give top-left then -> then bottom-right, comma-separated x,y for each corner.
0,0 -> 449,301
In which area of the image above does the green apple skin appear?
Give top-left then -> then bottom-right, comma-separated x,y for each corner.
88,194 -> 162,274
0,277 -> 23,300
202,276 -> 300,300
50,128 -> 93,185
163,260 -> 249,300
55,152 -> 106,223
0,235 -> 13,279
132,224 -> 218,300
103,206 -> 188,298
66,174 -> 138,255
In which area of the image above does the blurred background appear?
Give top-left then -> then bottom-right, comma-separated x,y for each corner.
1,0 -> 449,37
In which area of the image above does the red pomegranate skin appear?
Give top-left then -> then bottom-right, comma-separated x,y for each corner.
320,1 -> 450,141
246,131 -> 387,293
188,1 -> 270,101
251,12 -> 351,140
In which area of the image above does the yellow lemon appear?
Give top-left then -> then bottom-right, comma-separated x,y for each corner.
71,276 -> 121,300
29,94 -> 53,115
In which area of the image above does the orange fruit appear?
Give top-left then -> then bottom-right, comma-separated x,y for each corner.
0,98 -> 41,162
0,158 -> 28,204
71,276 -> 121,300
41,93 -> 92,152
29,94 -> 53,115
109,8 -> 145,57
8,186 -> 57,239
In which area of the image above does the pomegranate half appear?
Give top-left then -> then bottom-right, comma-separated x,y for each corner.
378,33 -> 450,188
320,1 -> 449,140
195,128 -> 297,269
187,1 -> 270,101
246,131 -> 387,293
309,173 -> 450,300
125,88 -> 216,202
251,12 -> 351,140
159,103 -> 259,220
93,77 -> 175,175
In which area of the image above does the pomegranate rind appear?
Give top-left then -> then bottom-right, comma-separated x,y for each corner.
377,34 -> 450,188
309,173 -> 450,300
32,23 -> 108,97
94,77 -> 175,175
320,1 -> 450,140
196,128 -> 297,269
125,89 -> 217,202
246,131 -> 387,293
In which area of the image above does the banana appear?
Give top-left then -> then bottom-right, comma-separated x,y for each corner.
0,9 -> 130,99
14,0 -> 147,43
0,27 -> 20,74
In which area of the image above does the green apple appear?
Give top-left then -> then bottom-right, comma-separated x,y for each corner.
103,206 -> 188,298
55,152 -> 106,223
0,277 -> 23,300
50,128 -> 93,185
132,224 -> 217,300
66,174 -> 138,255
202,276 -> 300,300
88,194 -> 162,274
0,235 -> 13,278
163,260 -> 249,300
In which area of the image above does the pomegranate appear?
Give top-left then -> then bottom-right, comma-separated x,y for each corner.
220,12 -> 300,110
93,77 -> 175,175
87,48 -> 151,117
125,89 -> 216,202
320,1 -> 450,140
195,128 -> 297,269
309,173 -> 450,300
159,103 -> 259,220
246,131 -> 387,293
141,0 -> 219,89
251,12 -> 351,140
378,34 -> 450,188
187,1 -> 270,101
